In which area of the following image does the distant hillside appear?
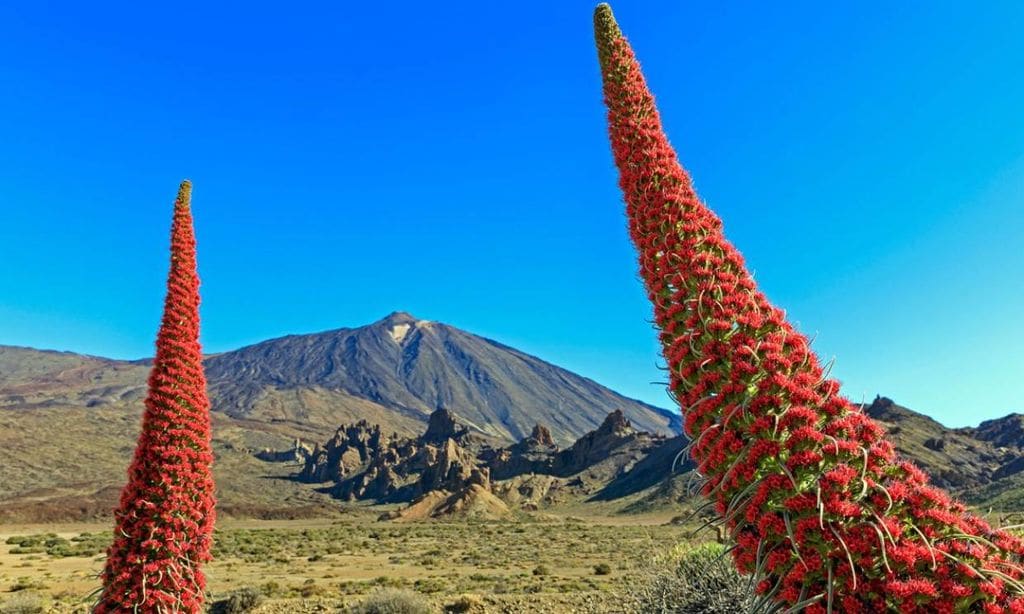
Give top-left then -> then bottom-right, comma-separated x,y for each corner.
863,397 -> 1024,508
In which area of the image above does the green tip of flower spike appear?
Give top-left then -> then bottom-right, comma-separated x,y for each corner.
176,180 -> 192,209
593,4 -> 623,69
593,4 -> 621,40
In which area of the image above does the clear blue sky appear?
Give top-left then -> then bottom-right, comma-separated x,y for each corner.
1,2 -> 1022,427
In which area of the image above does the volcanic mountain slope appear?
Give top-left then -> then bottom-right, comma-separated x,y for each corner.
5,327 -> 1024,521
861,397 -> 1024,509
0,312 -> 678,520
1,313 -> 680,446
203,311 -> 680,444
863,397 -> 1015,490
0,345 -> 149,410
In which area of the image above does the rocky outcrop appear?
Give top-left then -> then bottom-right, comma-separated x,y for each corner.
552,410 -> 640,476
422,408 -> 467,444
592,434 -> 690,500
535,425 -> 554,446
296,409 -> 494,507
421,438 -> 490,493
300,407 -> 682,517
297,420 -> 390,483
483,422 -> 560,479
969,414 -> 1024,450
864,396 -> 1015,489
255,438 -> 312,463
518,424 -> 557,451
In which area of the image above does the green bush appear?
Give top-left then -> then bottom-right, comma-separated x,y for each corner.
7,578 -> 45,593
593,562 -> 612,575
209,587 -> 263,614
3,532 -> 108,558
413,577 -> 447,594
350,588 -> 432,614
622,542 -> 759,614
0,593 -> 44,614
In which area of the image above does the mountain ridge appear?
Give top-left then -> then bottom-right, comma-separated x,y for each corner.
1,311 -> 680,446
4,316 -> 1024,522
0,312 -> 684,520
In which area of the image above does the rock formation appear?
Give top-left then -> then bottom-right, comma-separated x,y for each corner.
293,406 -> 682,518
256,439 -> 312,463
421,408 -> 468,444
297,421 -> 389,483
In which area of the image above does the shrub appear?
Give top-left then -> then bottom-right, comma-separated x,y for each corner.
7,578 -> 45,592
622,543 -> 757,614
413,577 -> 447,594
593,562 -> 612,576
532,564 -> 549,576
0,593 -> 44,614
209,587 -> 263,614
350,588 -> 432,614
299,582 -> 328,598
445,594 -> 484,613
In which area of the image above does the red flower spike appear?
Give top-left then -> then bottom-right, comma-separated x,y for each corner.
96,181 -> 216,613
593,3 -> 1024,610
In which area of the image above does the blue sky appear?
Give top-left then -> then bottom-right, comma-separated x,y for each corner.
1,2 -> 1022,427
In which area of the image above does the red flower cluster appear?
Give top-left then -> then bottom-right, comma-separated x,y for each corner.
96,181 -> 216,613
594,4 -> 1024,611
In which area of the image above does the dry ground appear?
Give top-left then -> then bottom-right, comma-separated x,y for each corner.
0,510 -> 695,613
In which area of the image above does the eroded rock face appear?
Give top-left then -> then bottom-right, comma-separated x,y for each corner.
297,421 -> 388,483
435,438 -> 490,490
296,409 -> 492,504
422,408 -> 467,444
256,438 -> 311,463
298,407 -> 671,517
523,424 -> 556,449
485,423 -> 560,480
552,410 -> 638,476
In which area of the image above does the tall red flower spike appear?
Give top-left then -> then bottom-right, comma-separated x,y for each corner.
97,180 -> 216,613
594,4 -> 1024,612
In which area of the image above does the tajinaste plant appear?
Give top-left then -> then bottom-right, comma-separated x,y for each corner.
96,181 -> 216,613
594,4 -> 1024,612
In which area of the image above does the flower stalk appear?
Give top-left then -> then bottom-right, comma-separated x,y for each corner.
96,181 -> 216,613
593,4 -> 1024,611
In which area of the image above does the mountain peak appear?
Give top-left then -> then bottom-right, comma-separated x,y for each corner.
379,311 -> 419,325
199,313 -> 679,444
376,311 -> 426,344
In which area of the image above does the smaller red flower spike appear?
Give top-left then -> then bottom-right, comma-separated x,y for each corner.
96,181 -> 216,613
594,3 -> 1024,612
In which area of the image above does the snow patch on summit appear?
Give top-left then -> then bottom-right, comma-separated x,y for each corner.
389,323 -> 412,343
